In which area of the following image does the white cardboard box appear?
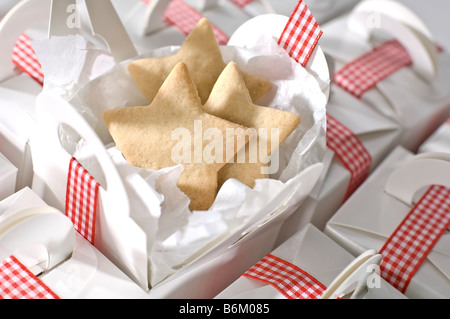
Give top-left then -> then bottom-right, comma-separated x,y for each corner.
0,152 -> 17,201
276,83 -> 402,244
217,224 -> 406,299
325,146 -> 450,299
418,119 -> 450,155
0,84 -> 40,191
0,187 -> 149,299
319,7 -> 450,153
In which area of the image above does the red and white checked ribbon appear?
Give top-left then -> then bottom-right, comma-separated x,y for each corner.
243,254 -> 327,299
334,40 -> 411,98
12,33 -> 44,86
278,0 -> 323,67
379,185 -> 450,293
326,114 -> 372,201
0,256 -> 59,299
65,157 -> 100,245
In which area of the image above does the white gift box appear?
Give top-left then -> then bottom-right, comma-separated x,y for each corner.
325,146 -> 450,299
0,152 -> 17,201
0,86 -> 39,191
0,187 -> 149,299
117,0 -> 361,56
276,79 -> 403,243
319,0 -> 450,153
395,0 -> 450,52
233,0 -> 360,24
0,0 -> 51,191
273,0 -> 360,24
216,224 -> 406,299
418,119 -> 450,154
31,91 -> 324,298
185,0 -> 360,27
276,0 -> 450,242
29,2 -> 329,296
116,0 -> 250,55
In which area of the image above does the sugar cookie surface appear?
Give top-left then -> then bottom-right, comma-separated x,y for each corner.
128,18 -> 272,104
203,62 -> 301,188
103,62 -> 252,211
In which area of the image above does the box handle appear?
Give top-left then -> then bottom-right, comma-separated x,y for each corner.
49,0 -> 138,63
35,92 -> 131,218
142,0 -> 170,35
348,0 -> 438,83
0,206 -> 75,274
385,152 -> 450,206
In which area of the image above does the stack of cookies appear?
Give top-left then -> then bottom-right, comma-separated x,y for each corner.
103,18 -> 301,211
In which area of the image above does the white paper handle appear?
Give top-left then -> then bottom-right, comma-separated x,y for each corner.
348,0 -> 438,83
35,92 -> 131,219
321,249 -> 382,299
83,0 -> 138,62
142,0 -> 171,35
385,152 -> 450,206
0,0 -> 51,82
34,92 -> 150,289
49,0 -> 137,62
0,207 -> 75,273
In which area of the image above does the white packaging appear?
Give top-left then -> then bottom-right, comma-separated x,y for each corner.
325,147 -> 450,299
275,0 -> 450,242
0,187 -> 149,299
30,6 -> 329,297
0,0 -> 51,191
418,120 -> 450,155
216,224 -> 406,299
0,152 -> 17,201
276,80 -> 403,241
319,0 -> 450,153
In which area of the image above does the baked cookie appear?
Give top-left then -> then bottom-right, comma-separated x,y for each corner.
103,62 -> 253,211
203,62 -> 301,188
128,18 -> 272,104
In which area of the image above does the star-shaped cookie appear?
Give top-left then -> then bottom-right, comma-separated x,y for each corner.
128,18 -> 272,104
203,62 -> 301,188
103,62 -> 252,211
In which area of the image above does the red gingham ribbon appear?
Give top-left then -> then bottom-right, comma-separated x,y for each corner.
163,0 -> 229,45
0,256 -> 59,299
278,0 -> 323,67
334,40 -> 411,98
65,157 -> 100,245
326,114 -> 372,201
12,33 -> 44,86
229,0 -> 254,7
242,254 -> 327,299
379,185 -> 450,293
